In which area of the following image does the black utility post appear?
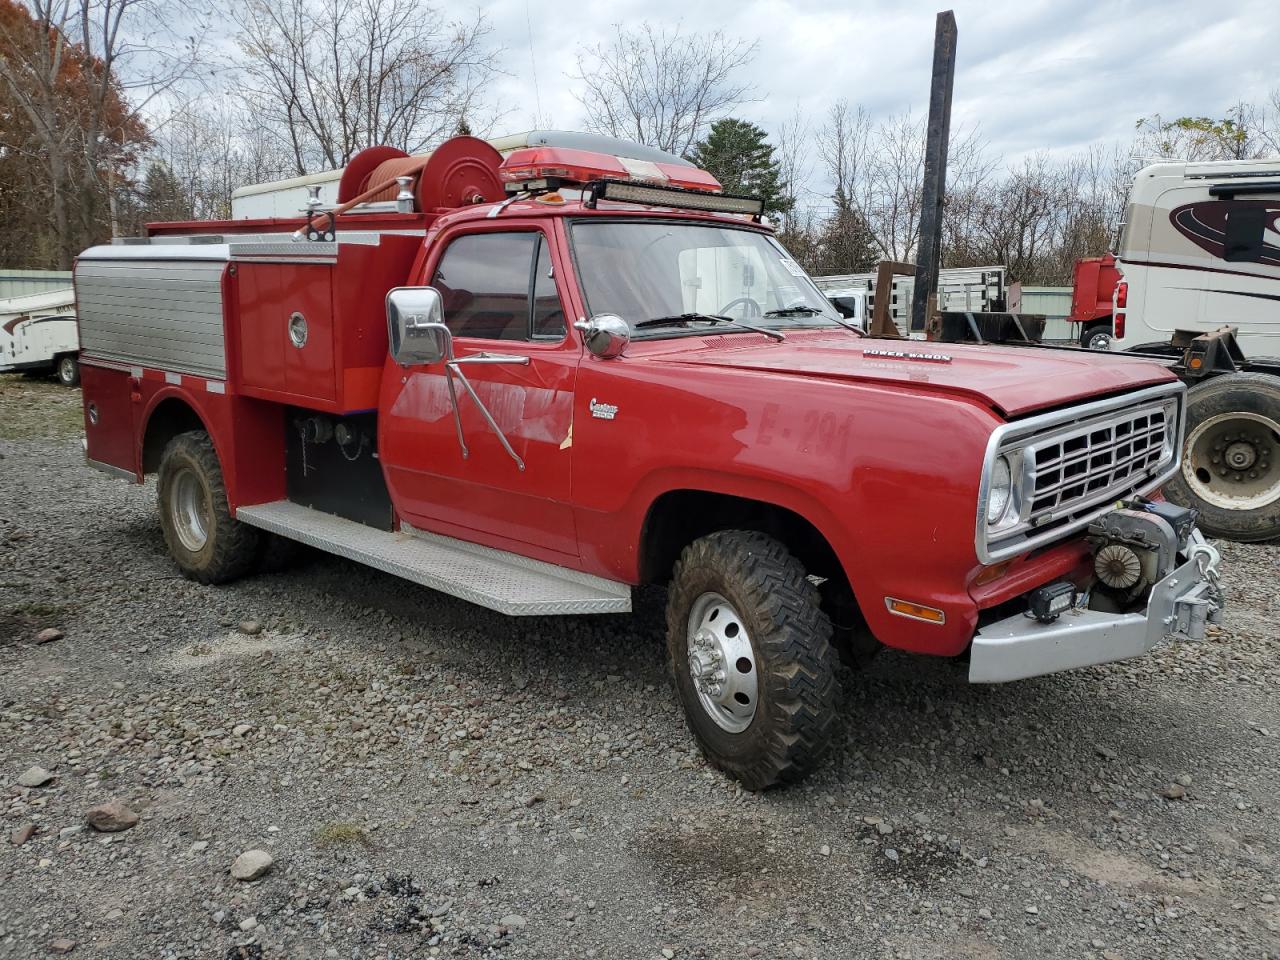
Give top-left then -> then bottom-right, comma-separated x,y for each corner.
911,10 -> 957,335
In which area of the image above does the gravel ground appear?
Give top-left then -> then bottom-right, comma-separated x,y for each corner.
1,371 -> 1278,960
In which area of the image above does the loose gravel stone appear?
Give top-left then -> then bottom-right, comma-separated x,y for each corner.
34,627 -> 63,644
85,800 -> 139,832
230,849 -> 274,881
17,765 -> 54,787
10,823 -> 36,846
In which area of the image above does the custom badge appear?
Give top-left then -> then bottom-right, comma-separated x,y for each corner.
589,398 -> 619,420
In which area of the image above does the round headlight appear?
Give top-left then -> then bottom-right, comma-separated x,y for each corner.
987,455 -> 1013,525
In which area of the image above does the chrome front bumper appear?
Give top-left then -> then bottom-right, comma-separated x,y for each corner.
969,531 -> 1224,683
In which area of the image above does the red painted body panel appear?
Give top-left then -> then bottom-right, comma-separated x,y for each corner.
1068,253 -> 1121,325
379,218 -> 581,556
230,237 -> 420,413
80,362 -> 137,471
80,361 -> 286,509
90,196 -> 1183,661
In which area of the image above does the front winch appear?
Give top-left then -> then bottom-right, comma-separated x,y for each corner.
973,501 -> 1226,683
1087,500 -> 1190,609
1082,499 -> 1224,639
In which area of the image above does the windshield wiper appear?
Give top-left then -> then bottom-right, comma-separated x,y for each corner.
634,312 -> 786,342
763,305 -> 824,316
765,304 -> 864,337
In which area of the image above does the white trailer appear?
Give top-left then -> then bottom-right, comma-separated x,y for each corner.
813,265 -> 1006,334
0,288 -> 80,385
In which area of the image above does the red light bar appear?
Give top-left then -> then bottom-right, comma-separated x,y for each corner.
499,146 -> 720,193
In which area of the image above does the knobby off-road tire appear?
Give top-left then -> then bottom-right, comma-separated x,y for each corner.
157,431 -> 260,584
666,530 -> 840,790
1163,373 -> 1280,543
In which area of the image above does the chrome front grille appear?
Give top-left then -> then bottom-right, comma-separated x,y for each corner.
977,382 -> 1185,563
1028,403 -> 1172,526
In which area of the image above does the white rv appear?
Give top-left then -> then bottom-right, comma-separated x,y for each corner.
0,288 -> 80,385
1114,158 -> 1280,358
1107,159 -> 1280,542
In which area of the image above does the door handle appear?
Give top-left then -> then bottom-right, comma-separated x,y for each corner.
451,352 -> 529,366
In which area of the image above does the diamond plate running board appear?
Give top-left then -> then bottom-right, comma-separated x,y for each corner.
235,501 -> 631,616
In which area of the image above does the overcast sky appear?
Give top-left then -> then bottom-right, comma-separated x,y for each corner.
479,0 -> 1278,178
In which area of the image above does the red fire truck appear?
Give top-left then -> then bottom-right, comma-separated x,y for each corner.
75,132 -> 1224,789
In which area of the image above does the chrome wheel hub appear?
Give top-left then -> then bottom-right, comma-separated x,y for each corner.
170,467 -> 211,552
685,592 -> 758,733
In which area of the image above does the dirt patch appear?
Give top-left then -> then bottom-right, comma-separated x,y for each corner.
1026,830 -> 1199,894
633,816 -> 805,896
161,629 -> 308,671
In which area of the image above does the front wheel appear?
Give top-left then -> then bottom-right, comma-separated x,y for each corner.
157,431 -> 260,583
1162,373 -> 1280,542
666,531 -> 840,790
56,354 -> 80,386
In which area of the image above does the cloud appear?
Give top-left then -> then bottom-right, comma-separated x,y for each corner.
482,0 -> 1278,192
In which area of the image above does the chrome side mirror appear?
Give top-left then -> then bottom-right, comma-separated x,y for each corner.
574,314 -> 630,359
387,287 -> 448,366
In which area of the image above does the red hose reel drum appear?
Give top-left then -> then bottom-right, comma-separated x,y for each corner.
336,137 -> 504,212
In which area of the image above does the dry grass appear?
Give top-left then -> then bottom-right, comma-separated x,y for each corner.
0,374 -> 83,440
314,822 -> 372,849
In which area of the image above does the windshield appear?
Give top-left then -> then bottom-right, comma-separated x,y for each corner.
570,220 -> 843,336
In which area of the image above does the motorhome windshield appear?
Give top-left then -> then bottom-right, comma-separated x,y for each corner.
570,220 -> 841,336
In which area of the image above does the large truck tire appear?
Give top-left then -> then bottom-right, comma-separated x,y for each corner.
157,431 -> 260,583
1080,321 -> 1113,351
666,530 -> 840,790
55,354 -> 80,386
1163,373 -> 1280,542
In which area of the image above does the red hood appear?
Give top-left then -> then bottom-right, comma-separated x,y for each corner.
649,333 -> 1178,417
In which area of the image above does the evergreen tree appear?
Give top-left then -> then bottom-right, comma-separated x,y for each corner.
687,118 -> 792,219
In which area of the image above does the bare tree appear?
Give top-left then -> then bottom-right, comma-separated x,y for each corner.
136,99 -> 296,223
234,0 -> 500,176
571,23 -> 756,156
0,0 -> 207,267
815,99 -> 869,212
773,110 -> 811,233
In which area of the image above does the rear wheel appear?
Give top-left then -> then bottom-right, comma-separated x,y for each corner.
1163,373 -> 1280,542
157,431 -> 260,583
1080,321 -> 1112,351
666,531 -> 840,790
56,355 -> 79,386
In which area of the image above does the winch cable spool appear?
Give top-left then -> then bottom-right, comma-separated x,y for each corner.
296,136 -> 504,241
1094,543 -> 1143,589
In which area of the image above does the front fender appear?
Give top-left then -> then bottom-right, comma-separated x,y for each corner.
571,358 -> 1003,656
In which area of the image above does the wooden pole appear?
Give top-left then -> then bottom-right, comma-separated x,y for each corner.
911,11 -> 957,334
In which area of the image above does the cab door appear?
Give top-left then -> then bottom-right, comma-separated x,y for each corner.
379,220 -> 582,558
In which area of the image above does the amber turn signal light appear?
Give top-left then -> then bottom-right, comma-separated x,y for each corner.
885,598 -> 947,624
